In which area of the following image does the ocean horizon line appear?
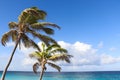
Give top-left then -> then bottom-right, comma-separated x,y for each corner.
0,70 -> 120,73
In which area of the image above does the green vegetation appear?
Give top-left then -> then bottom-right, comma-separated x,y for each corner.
29,43 -> 72,80
1,7 -> 60,80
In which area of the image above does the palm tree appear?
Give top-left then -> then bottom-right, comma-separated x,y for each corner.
29,43 -> 72,80
1,7 -> 60,80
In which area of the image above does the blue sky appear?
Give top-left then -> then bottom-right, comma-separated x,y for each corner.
1,0 -> 120,71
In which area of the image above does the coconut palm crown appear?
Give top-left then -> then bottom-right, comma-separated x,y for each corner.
1,7 -> 60,80
29,43 -> 72,80
2,7 -> 60,49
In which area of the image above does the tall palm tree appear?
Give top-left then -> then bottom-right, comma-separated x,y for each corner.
29,43 -> 72,80
1,7 -> 60,80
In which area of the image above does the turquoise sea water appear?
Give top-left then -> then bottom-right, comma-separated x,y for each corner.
0,71 -> 120,80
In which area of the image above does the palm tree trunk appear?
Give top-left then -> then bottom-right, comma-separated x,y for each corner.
39,64 -> 45,80
1,36 -> 21,80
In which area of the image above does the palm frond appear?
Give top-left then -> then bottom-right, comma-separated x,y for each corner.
24,7 -> 47,20
26,16 -> 38,24
47,62 -> 61,72
30,23 -> 44,30
30,23 -> 54,35
64,55 -> 73,63
9,22 -> 18,29
18,10 -> 38,24
33,62 -> 40,74
27,29 -> 57,46
21,34 -> 40,51
18,7 -> 46,23
1,30 -> 18,46
40,22 -> 60,29
50,48 -> 68,54
18,11 -> 29,23
48,54 -> 72,63
38,35 -> 57,46
29,51 -> 42,59
41,42 -> 46,52
46,44 -> 61,52
11,30 -> 18,42
42,28 -> 54,34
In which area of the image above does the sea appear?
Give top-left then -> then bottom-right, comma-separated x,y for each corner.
0,71 -> 120,80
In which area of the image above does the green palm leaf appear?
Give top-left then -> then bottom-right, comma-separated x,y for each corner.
64,55 -> 73,63
18,11 -> 29,23
47,62 -> 61,72
29,51 -> 42,59
21,34 -> 40,51
1,30 -> 18,46
23,7 -> 46,20
9,22 -> 18,29
40,22 -> 60,29
31,23 -> 55,35
27,29 -> 57,45
50,48 -> 68,54
33,62 -> 40,74
29,43 -> 72,80
1,7 -> 61,80
49,54 -> 72,63
46,44 -> 60,52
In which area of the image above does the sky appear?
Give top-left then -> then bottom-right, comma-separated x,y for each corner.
1,0 -> 120,72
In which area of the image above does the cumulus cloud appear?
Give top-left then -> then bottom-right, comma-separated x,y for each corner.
58,41 -> 100,66
58,41 -> 120,66
19,41 -> 120,67
101,54 -> 120,64
2,41 -> 120,71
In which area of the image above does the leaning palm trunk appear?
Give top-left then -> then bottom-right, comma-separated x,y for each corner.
40,64 -> 45,80
1,35 -> 21,80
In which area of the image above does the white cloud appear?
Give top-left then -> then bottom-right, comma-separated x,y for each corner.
58,41 -> 120,66
22,57 -> 37,66
19,41 -> 120,69
1,41 -> 120,71
101,54 -> 120,64
58,41 -> 100,66
6,42 -> 15,47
